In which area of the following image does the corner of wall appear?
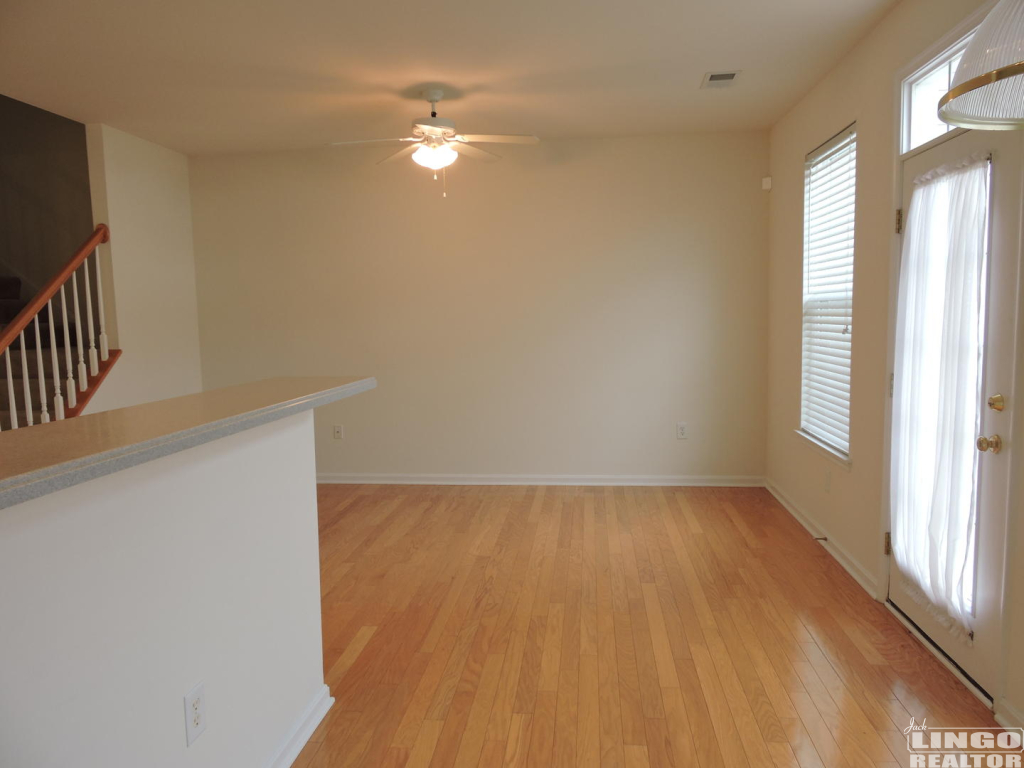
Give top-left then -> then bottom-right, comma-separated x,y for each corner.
765,479 -> 884,599
85,124 -> 120,348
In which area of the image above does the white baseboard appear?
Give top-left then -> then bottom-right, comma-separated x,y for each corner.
264,684 -> 333,768
316,473 -> 766,487
765,480 -> 881,599
996,698 -> 1024,730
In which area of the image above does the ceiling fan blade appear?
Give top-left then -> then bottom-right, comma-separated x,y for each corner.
330,137 -> 416,146
457,134 -> 540,145
451,143 -> 501,162
378,144 -> 420,164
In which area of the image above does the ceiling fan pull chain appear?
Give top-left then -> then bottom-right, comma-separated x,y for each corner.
443,167 -> 448,199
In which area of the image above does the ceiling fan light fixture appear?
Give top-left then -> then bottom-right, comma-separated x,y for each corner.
412,143 -> 458,170
939,0 -> 1024,129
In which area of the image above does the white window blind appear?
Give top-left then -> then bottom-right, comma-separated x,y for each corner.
801,125 -> 857,456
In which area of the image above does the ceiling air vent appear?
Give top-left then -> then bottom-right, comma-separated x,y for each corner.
701,71 -> 741,89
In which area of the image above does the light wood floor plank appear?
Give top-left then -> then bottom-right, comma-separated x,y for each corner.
310,485 -> 997,767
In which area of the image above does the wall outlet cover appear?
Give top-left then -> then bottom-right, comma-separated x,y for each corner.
184,682 -> 207,746
333,425 -> 344,440
676,422 -> 688,440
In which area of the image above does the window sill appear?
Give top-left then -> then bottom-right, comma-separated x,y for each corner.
794,429 -> 853,471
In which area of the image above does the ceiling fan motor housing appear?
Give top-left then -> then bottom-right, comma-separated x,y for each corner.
413,116 -> 456,140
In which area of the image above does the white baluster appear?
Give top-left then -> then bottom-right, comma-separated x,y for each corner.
60,285 -> 77,409
94,248 -> 109,361
4,349 -> 17,429
33,317 -> 50,424
18,331 -> 34,426
47,300 -> 65,420
71,270 -> 87,391
83,256 -> 98,375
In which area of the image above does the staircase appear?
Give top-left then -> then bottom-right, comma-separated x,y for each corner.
0,224 -> 121,431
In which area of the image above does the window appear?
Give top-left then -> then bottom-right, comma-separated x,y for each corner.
801,125 -> 856,457
902,35 -> 972,153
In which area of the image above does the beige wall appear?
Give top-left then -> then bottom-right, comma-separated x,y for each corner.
189,134 -> 769,481
84,124 -> 203,412
765,0 -> 1024,724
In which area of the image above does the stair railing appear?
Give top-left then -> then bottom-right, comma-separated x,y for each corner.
0,224 -> 111,429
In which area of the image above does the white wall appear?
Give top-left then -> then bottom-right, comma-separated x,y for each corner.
1003,328 -> 1024,728
189,133 -> 770,482
766,0 -> 1024,724
0,413 -> 328,768
85,124 -> 203,411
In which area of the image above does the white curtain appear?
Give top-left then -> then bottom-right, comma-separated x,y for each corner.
891,156 -> 990,638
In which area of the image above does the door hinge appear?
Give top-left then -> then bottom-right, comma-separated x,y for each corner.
895,208 -> 904,234
884,532 -> 892,556
889,373 -> 894,398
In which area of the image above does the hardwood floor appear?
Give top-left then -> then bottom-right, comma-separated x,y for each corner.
298,485 -> 995,768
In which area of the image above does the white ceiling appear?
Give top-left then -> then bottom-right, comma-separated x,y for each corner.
0,0 -> 897,156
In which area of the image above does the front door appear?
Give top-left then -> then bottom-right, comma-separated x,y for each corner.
888,128 -> 1022,697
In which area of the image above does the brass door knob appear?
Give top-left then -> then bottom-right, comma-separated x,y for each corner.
977,435 -> 1003,454
988,394 -> 1005,412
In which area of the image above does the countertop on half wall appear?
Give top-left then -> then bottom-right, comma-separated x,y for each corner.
0,376 -> 377,510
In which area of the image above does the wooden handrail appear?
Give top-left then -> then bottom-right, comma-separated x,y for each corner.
0,224 -> 110,354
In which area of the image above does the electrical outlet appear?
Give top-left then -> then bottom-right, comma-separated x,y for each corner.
184,682 -> 207,746
676,422 -> 688,440
333,425 -> 344,440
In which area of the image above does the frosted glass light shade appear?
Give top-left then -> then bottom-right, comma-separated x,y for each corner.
939,0 -> 1024,129
412,143 -> 458,170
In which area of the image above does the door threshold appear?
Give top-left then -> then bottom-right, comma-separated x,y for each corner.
885,600 -> 993,709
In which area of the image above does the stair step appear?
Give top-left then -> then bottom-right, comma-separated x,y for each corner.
0,277 -> 21,301
0,349 -> 120,430
0,382 -> 73,410
0,322 -> 81,348
0,298 -> 27,323
0,408 -> 47,431
0,348 -> 76,377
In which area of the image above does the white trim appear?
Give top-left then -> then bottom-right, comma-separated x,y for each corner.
995,699 -> 1024,730
316,473 -> 765,487
899,126 -> 970,162
264,684 -> 333,768
765,480 -> 882,599
884,602 -> 992,709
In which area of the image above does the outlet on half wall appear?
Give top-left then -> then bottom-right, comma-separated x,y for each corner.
184,682 -> 207,747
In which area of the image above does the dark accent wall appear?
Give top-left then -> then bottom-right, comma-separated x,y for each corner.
0,95 -> 94,299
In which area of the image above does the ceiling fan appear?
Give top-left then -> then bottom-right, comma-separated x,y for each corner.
330,88 -> 540,170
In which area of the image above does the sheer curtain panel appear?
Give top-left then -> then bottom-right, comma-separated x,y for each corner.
890,157 -> 990,638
